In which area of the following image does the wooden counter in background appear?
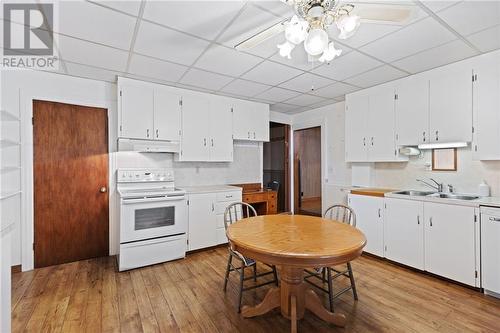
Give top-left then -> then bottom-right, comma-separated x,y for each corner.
350,188 -> 396,198
233,183 -> 278,215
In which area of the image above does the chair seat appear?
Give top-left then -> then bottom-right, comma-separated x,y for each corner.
230,249 -> 255,266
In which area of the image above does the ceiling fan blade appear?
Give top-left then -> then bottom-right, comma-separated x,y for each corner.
352,4 -> 415,24
234,20 -> 287,51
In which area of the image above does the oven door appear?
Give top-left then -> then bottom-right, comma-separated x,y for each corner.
120,195 -> 188,243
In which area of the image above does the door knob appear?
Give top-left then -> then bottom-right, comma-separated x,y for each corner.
100,187 -> 107,193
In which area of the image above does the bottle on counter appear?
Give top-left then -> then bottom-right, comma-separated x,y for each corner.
479,180 -> 491,197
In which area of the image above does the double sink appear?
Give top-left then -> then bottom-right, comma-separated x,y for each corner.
393,190 -> 479,201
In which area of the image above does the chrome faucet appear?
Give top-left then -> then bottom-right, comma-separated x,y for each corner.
416,178 -> 443,192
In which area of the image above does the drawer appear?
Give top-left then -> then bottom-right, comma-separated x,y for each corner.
216,228 -> 228,245
216,201 -> 242,215
216,191 -> 242,202
243,193 -> 267,203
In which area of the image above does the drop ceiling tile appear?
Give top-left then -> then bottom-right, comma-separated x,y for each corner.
217,5 -> 284,48
242,61 -> 303,85
195,45 -> 262,77
392,39 -> 477,74
250,1 -> 291,18
279,73 -> 335,93
128,54 -> 188,83
219,79 -> 270,97
310,82 -> 360,99
134,20 -> 210,66
359,17 -> 456,63
420,1 -> 460,13
65,61 -> 120,82
270,46 -> 327,71
143,1 -> 245,40
329,23 -> 402,49
344,65 -> 408,88
437,1 -> 500,36
254,87 -> 301,103
270,103 -> 301,113
241,33 -> 283,58
284,94 -> 327,107
180,68 -> 234,91
311,51 -> 382,81
467,24 -> 500,52
58,35 -> 129,72
88,1 -> 142,16
58,1 -> 136,50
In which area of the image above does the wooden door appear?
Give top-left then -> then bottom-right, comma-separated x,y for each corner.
384,198 -> 424,270
33,100 -> 109,268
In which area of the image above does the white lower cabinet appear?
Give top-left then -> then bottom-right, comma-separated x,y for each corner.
424,202 -> 478,286
348,194 -> 384,257
188,189 -> 242,251
384,198 -> 424,270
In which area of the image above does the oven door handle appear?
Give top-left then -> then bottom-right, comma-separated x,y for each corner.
122,196 -> 185,204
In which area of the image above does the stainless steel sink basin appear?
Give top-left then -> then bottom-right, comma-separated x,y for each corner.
427,193 -> 480,200
393,190 -> 436,196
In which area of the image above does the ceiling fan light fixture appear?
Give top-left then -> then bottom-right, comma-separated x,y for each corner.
284,15 -> 309,44
277,40 -> 295,59
304,28 -> 329,56
319,42 -> 342,63
337,14 -> 360,39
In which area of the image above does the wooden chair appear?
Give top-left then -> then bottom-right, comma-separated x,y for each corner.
304,204 -> 358,311
222,202 -> 279,312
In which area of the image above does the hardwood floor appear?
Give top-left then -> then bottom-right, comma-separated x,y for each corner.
12,247 -> 500,333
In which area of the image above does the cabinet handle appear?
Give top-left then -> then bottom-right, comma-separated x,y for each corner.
204,138 -> 207,146
489,217 -> 500,222
211,138 -> 214,147
423,131 -> 426,142
253,132 -> 256,139
435,130 -> 439,141
248,131 -> 250,138
156,129 -> 159,138
417,215 -> 420,225
378,208 -> 381,218
212,203 -> 214,211
371,137 -> 374,146
363,137 -> 366,146
429,217 -> 433,227
147,129 -> 150,138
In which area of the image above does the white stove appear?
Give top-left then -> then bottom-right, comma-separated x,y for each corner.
117,168 -> 188,271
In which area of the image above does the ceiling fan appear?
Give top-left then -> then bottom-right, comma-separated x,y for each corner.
235,0 -> 415,63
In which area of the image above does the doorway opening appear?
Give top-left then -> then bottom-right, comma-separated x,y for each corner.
294,126 -> 321,216
33,100 -> 109,268
263,122 -> 290,213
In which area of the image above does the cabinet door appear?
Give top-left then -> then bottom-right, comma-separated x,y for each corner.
424,202 -> 476,286
481,210 -> 500,293
395,77 -> 430,145
180,95 -> 210,161
348,194 -> 384,256
154,89 -> 181,141
345,94 -> 368,162
209,97 -> 233,162
232,99 -> 252,140
384,198 -> 424,270
472,54 -> 500,160
188,193 -> 216,251
368,85 -> 399,161
430,68 -> 473,143
119,84 -> 154,139
253,103 -> 270,141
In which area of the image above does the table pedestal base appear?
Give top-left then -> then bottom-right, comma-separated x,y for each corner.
241,266 -> 346,333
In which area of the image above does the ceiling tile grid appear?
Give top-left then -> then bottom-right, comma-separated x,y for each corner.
23,0 -> 499,115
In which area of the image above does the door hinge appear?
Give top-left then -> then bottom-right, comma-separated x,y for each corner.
384,203 -> 387,209
394,149 -> 397,156
472,126 -> 475,134
119,125 -> 122,132
475,270 -> 478,278
180,150 -> 183,156
179,99 -> 183,106
384,245 -> 387,252
119,90 -> 122,97
474,214 -> 477,222
475,145 -> 478,152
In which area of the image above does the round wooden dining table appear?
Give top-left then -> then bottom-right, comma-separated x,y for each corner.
226,214 -> 366,333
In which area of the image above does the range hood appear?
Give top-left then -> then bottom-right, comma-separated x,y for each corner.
417,142 -> 468,150
118,138 -> 179,153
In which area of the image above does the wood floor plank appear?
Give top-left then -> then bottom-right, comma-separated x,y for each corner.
11,247 -> 500,333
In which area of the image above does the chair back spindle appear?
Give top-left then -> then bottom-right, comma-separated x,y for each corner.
323,204 -> 356,227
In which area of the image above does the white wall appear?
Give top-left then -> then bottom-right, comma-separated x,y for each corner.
1,70 -> 262,269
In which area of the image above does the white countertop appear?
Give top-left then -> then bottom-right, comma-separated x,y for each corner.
385,191 -> 500,208
179,185 -> 242,194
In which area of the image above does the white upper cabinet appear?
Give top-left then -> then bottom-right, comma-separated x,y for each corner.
154,88 -> 181,141
424,202 -> 477,286
384,198 -> 424,270
233,99 -> 269,142
395,76 -> 430,146
472,53 -> 500,160
179,94 -> 210,161
345,92 -> 369,162
429,65 -> 473,143
208,96 -> 233,162
119,83 -> 154,140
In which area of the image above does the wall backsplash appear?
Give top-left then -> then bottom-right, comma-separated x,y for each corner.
115,142 -> 262,187
373,148 -> 500,196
